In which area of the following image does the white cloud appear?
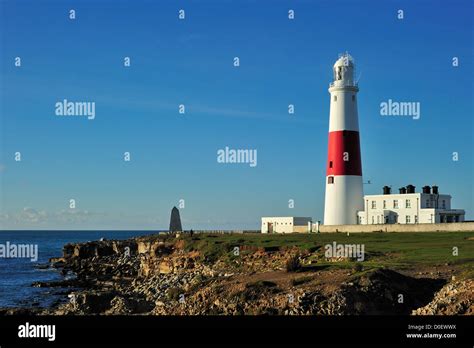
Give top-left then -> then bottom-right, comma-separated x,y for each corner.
0,207 -> 165,230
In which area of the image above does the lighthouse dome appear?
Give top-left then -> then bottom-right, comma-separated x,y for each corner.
332,53 -> 356,87
333,53 -> 355,68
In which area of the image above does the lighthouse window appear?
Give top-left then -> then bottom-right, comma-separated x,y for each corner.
333,96 -> 337,102
328,176 -> 334,184
329,161 -> 333,168
352,95 -> 355,101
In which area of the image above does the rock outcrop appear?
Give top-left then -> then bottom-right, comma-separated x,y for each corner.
2,233 -> 472,316
412,279 -> 474,315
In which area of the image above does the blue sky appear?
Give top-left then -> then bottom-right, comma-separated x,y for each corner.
0,0 -> 473,229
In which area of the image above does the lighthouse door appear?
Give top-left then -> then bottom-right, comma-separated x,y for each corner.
268,223 -> 274,234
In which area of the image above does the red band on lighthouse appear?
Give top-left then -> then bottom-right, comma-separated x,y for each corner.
326,130 -> 362,176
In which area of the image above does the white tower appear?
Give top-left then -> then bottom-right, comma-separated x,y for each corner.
324,53 -> 364,225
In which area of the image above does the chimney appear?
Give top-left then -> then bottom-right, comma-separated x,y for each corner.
406,185 -> 416,194
422,186 -> 431,194
383,186 -> 391,195
432,185 -> 439,195
399,187 -> 407,194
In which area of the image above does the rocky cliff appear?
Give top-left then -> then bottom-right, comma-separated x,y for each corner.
4,233 -> 473,316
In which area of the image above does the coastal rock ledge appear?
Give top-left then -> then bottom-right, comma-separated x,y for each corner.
1,233 -> 472,316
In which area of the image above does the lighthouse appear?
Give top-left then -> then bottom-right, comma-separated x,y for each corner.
324,53 -> 364,225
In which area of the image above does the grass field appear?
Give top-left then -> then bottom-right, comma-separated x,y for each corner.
181,232 -> 474,278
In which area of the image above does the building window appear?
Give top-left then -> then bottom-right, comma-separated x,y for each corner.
406,215 -> 411,224
328,176 -> 334,184
394,215 -> 398,223
406,199 -> 411,208
333,95 -> 337,102
371,216 -> 374,224
442,200 -> 446,209
414,215 -> 418,223
393,200 -> 399,209
383,200 -> 386,209
426,199 -> 430,208
371,201 -> 376,209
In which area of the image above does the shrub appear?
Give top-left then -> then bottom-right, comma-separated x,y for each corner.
353,263 -> 364,272
286,255 -> 301,272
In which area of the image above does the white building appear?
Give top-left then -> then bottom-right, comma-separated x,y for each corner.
357,185 -> 465,225
261,217 -> 312,234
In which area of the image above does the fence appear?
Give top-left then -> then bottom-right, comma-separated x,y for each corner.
314,222 -> 474,233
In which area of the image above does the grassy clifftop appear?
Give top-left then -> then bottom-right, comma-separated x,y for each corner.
179,231 -> 474,278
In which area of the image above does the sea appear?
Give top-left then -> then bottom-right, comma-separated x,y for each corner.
0,230 -> 161,308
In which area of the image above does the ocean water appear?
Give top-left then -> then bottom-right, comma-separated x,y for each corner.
0,230 -> 161,308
